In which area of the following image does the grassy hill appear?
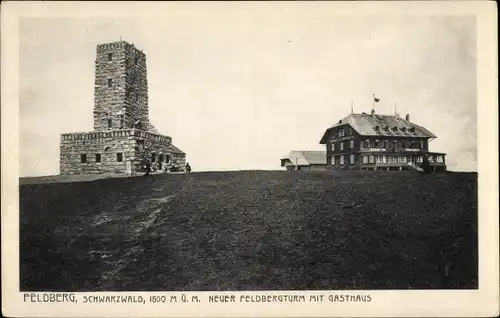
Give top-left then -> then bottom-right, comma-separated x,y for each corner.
20,170 -> 477,291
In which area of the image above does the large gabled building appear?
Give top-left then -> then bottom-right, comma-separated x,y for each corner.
319,109 -> 447,171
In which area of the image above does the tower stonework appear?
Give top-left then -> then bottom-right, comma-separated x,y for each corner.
93,42 -> 150,131
59,41 -> 186,175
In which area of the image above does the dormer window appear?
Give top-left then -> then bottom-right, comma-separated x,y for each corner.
384,126 -> 389,132
374,126 -> 380,132
107,78 -> 113,88
401,127 -> 406,132
107,53 -> 113,61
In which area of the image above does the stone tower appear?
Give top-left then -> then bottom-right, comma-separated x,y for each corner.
93,41 -> 150,131
59,40 -> 186,175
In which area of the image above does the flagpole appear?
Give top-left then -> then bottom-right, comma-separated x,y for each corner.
372,94 -> 375,111
351,100 -> 354,114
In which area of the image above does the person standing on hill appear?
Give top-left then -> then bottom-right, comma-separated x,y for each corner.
185,163 -> 191,174
421,154 -> 433,174
144,160 -> 151,176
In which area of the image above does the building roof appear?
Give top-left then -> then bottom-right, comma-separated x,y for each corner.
171,144 -> 185,154
280,151 -> 326,166
319,112 -> 437,144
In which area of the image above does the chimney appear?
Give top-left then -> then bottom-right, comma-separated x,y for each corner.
371,109 -> 375,118
405,114 -> 410,121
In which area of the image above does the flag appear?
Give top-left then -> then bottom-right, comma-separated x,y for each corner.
373,95 -> 380,103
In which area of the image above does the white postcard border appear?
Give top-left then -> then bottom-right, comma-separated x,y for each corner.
2,1 -> 498,317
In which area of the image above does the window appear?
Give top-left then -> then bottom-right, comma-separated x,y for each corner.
340,142 -> 344,151
151,153 -> 156,162
340,156 -> 344,165
384,140 -> 389,148
362,156 -> 368,164
382,155 -> 386,163
95,154 -> 101,163
375,139 -> 380,147
80,154 -> 87,163
107,53 -> 112,61
428,156 -> 435,162
420,141 -> 424,149
369,155 -> 374,164
331,142 -> 335,151
364,139 -> 370,148
107,119 -> 112,128
393,140 -> 398,148
348,127 -> 353,135
116,153 -> 123,162
350,140 -> 354,149
166,155 -> 170,163
330,156 -> 335,165
119,115 -> 124,129
107,78 -> 113,88
436,155 -> 443,163
350,155 -> 355,164
402,156 -> 407,163
137,140 -> 144,152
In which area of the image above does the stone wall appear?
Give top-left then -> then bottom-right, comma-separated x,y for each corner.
93,41 -> 150,131
132,130 -> 173,172
171,152 -> 186,171
60,129 -> 184,175
60,130 -> 134,174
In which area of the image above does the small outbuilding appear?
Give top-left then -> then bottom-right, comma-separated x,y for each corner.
280,151 -> 327,171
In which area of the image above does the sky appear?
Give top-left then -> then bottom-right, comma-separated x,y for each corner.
19,13 -> 477,176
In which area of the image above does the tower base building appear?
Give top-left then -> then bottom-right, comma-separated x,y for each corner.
59,41 -> 186,175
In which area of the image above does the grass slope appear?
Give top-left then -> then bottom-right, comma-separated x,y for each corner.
20,170 -> 477,291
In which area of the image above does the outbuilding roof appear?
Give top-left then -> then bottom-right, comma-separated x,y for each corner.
319,112 -> 436,144
280,151 -> 326,166
171,144 -> 185,154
